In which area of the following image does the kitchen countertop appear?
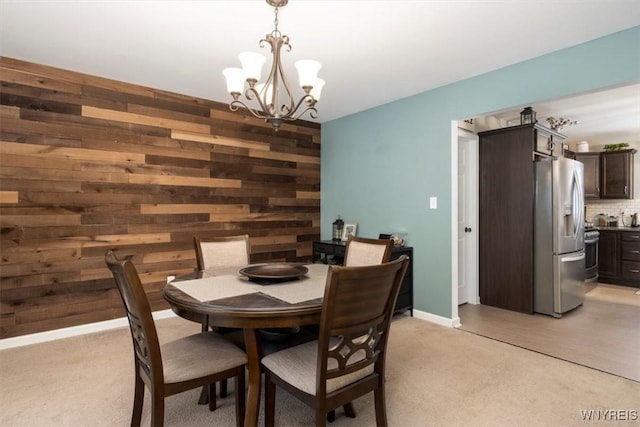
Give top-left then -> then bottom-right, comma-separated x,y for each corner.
596,226 -> 640,231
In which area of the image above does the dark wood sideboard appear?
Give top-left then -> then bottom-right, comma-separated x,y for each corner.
312,240 -> 413,315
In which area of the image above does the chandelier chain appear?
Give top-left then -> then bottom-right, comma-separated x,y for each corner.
273,6 -> 279,35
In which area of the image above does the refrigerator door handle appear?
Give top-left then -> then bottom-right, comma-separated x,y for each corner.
572,169 -> 584,240
561,253 -> 586,263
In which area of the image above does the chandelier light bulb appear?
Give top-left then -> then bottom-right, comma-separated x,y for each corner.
310,78 -> 325,101
238,52 -> 266,83
294,59 -> 322,89
222,67 -> 245,96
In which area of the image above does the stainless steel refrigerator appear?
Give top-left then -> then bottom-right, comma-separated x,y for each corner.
534,156 -> 585,317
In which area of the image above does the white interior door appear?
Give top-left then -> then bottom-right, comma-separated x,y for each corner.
457,130 -> 479,305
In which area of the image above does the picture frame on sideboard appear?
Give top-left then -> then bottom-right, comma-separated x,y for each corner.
341,223 -> 357,241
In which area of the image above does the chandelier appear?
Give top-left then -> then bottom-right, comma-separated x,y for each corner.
222,0 -> 324,131
546,116 -> 578,131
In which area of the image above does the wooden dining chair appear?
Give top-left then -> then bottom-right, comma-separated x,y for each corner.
344,236 -> 394,266
105,250 -> 247,427
262,255 -> 410,427
193,234 -> 251,401
324,235 -> 394,421
194,234 -> 250,271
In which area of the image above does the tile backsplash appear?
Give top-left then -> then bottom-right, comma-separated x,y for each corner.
586,199 -> 640,226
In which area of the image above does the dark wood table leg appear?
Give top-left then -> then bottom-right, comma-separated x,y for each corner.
344,402 -> 356,417
243,327 -> 261,427
197,386 -> 209,405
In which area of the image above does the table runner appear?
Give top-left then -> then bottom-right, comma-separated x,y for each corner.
172,263 -> 330,304
171,275 -> 260,302
258,263 -> 329,304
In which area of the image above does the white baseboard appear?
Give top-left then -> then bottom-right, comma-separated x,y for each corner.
0,309 -> 176,350
451,316 -> 462,328
2,308 -> 459,350
412,309 -> 457,328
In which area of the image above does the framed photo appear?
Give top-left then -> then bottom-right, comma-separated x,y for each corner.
341,223 -> 357,241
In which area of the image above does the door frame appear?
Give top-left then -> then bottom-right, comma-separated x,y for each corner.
451,121 -> 479,326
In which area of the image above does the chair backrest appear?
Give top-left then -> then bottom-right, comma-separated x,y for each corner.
343,236 -> 394,266
105,250 -> 163,383
316,255 -> 410,395
193,235 -> 250,270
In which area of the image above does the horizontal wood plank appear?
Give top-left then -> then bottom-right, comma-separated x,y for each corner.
141,203 -> 250,215
0,191 -> 19,204
129,174 -> 242,188
82,105 -> 210,133
171,130 -> 270,151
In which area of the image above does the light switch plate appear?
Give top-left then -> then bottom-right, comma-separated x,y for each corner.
429,196 -> 437,209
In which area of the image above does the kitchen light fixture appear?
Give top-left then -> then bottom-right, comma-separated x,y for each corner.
222,0 -> 324,131
546,116 -> 578,130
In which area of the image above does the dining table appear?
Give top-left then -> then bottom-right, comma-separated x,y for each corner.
163,262 -> 330,427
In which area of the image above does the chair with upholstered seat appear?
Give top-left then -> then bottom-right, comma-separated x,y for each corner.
105,250 -> 247,427
193,234 -> 251,402
318,236 -> 394,422
262,255 -> 410,427
326,235 -> 394,421
194,235 -> 250,271
344,236 -> 394,266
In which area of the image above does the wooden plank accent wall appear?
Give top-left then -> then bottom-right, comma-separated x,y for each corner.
0,57 -> 321,338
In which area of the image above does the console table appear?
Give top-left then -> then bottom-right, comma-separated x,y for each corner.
312,240 -> 413,315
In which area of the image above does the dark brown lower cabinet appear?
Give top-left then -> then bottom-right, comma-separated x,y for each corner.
598,229 -> 640,287
598,230 -> 619,278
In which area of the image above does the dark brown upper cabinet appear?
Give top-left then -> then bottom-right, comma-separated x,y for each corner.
575,152 -> 600,199
600,149 -> 636,199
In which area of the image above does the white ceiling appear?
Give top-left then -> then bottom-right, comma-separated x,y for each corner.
1,0 -> 639,142
486,84 -> 640,147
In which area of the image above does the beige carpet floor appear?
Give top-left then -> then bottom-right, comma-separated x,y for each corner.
1,315 -> 639,426
459,283 -> 640,383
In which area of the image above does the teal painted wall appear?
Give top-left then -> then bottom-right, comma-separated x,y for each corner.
321,26 -> 640,320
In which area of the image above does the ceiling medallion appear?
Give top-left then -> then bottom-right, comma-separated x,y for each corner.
222,0 -> 324,131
